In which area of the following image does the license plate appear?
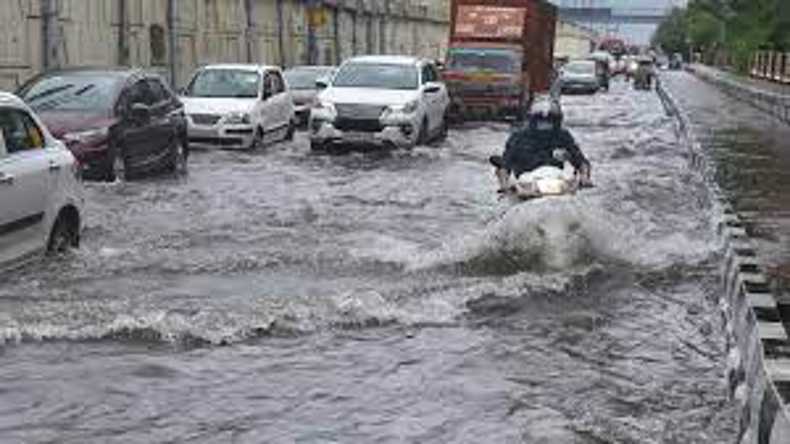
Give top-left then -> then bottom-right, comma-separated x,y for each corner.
344,132 -> 371,142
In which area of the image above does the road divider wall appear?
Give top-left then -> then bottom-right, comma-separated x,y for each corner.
656,75 -> 790,444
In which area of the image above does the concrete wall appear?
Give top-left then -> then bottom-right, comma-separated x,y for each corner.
0,0 -> 450,91
554,19 -> 597,61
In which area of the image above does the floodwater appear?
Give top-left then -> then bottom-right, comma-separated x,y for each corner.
0,79 -> 738,443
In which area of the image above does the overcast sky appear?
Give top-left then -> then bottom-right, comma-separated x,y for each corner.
551,0 -> 686,44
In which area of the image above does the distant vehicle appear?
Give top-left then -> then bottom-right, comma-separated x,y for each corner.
17,68 -> 188,181
633,57 -> 655,90
443,0 -> 557,120
560,60 -> 599,94
284,65 -> 336,126
669,53 -> 683,70
309,55 -> 450,151
588,52 -> 611,91
180,64 -> 295,150
0,92 -> 83,269
598,38 -> 626,58
625,56 -> 639,79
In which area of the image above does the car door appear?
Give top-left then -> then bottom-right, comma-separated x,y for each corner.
116,78 -> 167,168
420,63 -> 443,133
147,77 -> 182,161
260,72 -> 277,143
270,70 -> 293,136
0,107 -> 52,264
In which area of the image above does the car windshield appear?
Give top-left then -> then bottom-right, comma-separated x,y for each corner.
332,63 -> 418,90
285,68 -> 334,89
20,74 -> 122,113
564,62 -> 596,75
186,69 -> 261,98
447,48 -> 519,73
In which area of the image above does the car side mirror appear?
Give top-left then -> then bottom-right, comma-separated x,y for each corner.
315,78 -> 329,90
130,103 -> 151,123
423,83 -> 440,94
177,87 -> 188,96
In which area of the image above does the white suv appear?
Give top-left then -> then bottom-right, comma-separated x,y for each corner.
309,56 -> 450,150
0,93 -> 83,269
181,64 -> 296,150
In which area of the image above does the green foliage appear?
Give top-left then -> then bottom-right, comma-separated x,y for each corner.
651,0 -> 787,72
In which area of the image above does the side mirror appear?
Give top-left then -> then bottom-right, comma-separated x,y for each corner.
423,83 -> 441,94
315,77 -> 329,90
177,87 -> 188,96
130,103 -> 151,123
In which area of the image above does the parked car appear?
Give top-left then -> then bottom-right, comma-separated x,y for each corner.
180,64 -> 295,150
17,68 -> 188,181
309,56 -> 450,151
560,60 -> 599,95
283,65 -> 336,126
0,92 -> 83,269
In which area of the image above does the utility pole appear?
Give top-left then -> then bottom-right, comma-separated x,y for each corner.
41,0 -> 61,70
168,0 -> 178,87
244,0 -> 255,63
379,1 -> 388,54
277,0 -> 286,67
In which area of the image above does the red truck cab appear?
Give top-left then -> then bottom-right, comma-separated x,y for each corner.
443,0 -> 557,121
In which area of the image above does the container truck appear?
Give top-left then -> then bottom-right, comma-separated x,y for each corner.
443,0 -> 557,121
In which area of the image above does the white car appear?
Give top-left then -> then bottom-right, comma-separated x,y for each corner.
309,56 -> 450,151
180,64 -> 295,150
0,93 -> 83,269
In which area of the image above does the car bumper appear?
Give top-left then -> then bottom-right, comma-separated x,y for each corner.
309,120 -> 419,149
187,123 -> 256,150
561,83 -> 598,93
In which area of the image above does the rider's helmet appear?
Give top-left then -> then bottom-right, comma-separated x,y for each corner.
527,98 -> 563,131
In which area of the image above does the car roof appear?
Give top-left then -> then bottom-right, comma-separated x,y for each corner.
285,65 -> 336,71
200,64 -> 279,73
344,55 -> 424,66
34,67 -> 142,79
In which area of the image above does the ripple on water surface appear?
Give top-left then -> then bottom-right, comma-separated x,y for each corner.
0,80 -> 737,443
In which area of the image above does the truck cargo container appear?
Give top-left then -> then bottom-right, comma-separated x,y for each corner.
443,0 -> 557,121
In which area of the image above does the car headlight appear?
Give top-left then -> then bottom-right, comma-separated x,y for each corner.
311,100 -> 336,120
225,112 -> 251,124
385,100 -> 419,116
63,127 -> 110,144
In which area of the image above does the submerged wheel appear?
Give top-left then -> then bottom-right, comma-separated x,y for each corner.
417,118 -> 429,145
170,139 -> 188,175
250,127 -> 264,150
47,213 -> 79,255
285,120 -> 296,142
111,149 -> 127,182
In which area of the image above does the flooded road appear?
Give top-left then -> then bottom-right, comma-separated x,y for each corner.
0,79 -> 738,443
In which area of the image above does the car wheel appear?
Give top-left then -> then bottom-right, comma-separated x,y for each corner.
436,113 -> 449,142
251,127 -> 264,150
310,141 -> 326,152
285,120 -> 296,142
417,118 -> 429,146
47,213 -> 79,255
170,138 -> 188,175
111,149 -> 127,182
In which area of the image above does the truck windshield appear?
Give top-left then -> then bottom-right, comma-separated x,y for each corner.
447,48 -> 520,73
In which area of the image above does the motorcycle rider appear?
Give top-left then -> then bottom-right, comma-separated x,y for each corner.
489,99 -> 592,196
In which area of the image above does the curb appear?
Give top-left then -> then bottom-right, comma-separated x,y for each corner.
656,75 -> 790,443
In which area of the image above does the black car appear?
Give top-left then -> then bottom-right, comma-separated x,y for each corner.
17,68 -> 188,181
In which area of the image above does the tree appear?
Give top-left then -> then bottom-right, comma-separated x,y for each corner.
651,7 -> 688,56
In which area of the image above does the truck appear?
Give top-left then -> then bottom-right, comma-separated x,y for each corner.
443,0 -> 557,121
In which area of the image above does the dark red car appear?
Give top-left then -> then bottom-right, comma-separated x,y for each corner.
17,68 -> 188,181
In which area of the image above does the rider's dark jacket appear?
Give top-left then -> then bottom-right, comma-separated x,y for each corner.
502,125 -> 589,178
